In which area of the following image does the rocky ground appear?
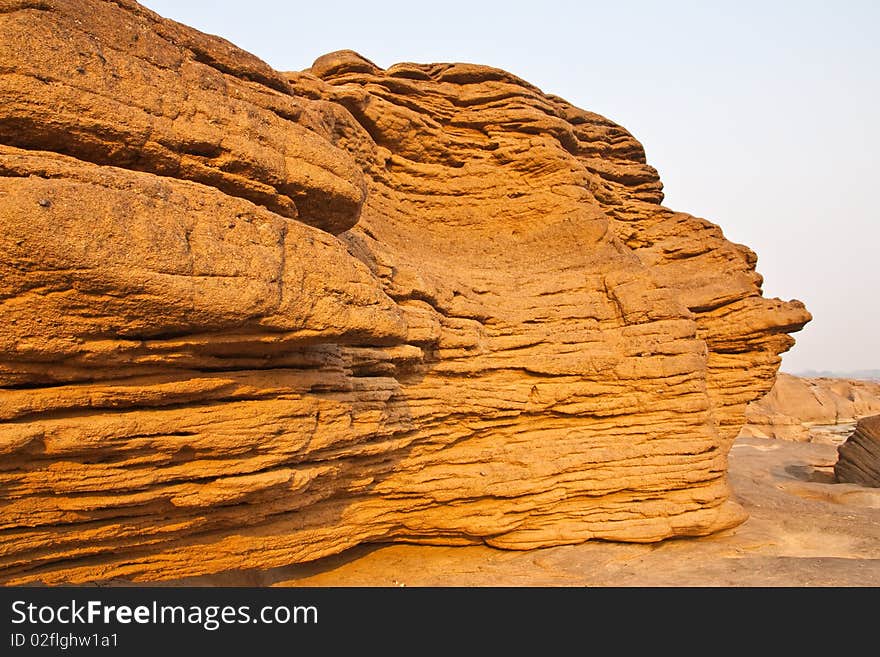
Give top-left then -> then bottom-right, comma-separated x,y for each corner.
163,434 -> 879,586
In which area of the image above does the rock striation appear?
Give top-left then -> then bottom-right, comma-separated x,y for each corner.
0,0 -> 810,584
835,415 -> 880,487
740,374 -> 880,443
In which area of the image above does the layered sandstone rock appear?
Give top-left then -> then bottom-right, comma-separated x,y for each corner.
0,0 -> 810,584
835,415 -> 880,487
740,374 -> 880,443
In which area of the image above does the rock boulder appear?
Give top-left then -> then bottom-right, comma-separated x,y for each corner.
0,0 -> 809,584
835,416 -> 880,487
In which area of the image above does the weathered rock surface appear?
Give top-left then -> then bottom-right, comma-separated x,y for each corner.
740,374 -> 880,443
836,415 -> 880,487
154,436 -> 880,587
0,1 -> 809,585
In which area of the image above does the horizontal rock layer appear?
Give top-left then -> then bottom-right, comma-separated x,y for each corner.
0,1 -> 809,584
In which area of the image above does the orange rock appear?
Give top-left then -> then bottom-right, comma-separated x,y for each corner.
740,373 -> 880,442
0,1 -> 809,584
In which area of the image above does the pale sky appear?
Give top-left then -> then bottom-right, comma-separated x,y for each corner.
141,0 -> 878,373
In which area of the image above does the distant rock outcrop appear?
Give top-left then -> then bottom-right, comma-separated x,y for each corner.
835,415 -> 880,487
0,0 -> 809,584
740,374 -> 880,443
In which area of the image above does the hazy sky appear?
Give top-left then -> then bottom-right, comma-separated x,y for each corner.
141,0 -> 878,373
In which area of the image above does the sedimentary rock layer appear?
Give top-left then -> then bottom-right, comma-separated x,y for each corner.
835,415 -> 880,487
740,374 -> 880,442
0,0 -> 809,584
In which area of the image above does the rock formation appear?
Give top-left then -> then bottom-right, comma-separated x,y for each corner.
835,415 -> 880,487
190,435 -> 880,587
740,374 -> 880,443
0,0 -> 810,585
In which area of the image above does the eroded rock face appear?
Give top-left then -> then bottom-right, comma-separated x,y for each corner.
0,1 -> 810,584
836,416 -> 880,487
740,374 -> 880,443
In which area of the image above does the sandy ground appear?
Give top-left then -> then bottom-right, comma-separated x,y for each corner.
168,436 -> 880,587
